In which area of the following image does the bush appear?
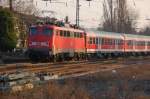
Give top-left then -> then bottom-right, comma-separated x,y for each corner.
0,8 -> 17,51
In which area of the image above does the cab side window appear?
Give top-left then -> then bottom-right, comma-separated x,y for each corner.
56,30 -> 59,36
60,30 -> 63,36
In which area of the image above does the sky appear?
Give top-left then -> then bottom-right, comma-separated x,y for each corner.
19,0 -> 150,29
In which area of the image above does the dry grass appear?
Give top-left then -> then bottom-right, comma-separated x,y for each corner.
0,81 -> 91,99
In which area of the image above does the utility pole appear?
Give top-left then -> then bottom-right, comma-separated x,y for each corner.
76,0 -> 80,27
76,0 -> 92,27
42,0 -> 92,27
9,0 -> 13,11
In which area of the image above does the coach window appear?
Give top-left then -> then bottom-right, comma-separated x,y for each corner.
139,41 -> 142,46
116,39 -> 118,45
96,38 -> 98,44
130,41 -> 133,46
118,40 -> 121,45
138,41 -> 140,46
141,42 -> 143,46
89,37 -> 93,44
93,38 -> 95,44
109,39 -> 112,45
140,41 -> 142,46
148,42 -> 150,46
110,39 -> 113,45
80,33 -> 83,38
77,33 -> 80,38
121,40 -> 123,45
67,31 -> 70,37
99,38 -> 101,45
102,38 -> 105,45
104,38 -> 106,45
75,32 -> 77,38
114,39 -> 116,45
111,39 -> 114,45
140,42 -> 142,46
128,40 -> 133,46
109,39 -> 111,45
106,39 -> 108,45
108,39 -> 110,45
75,32 -> 78,38
88,38 -> 90,44
70,32 -> 74,37
143,41 -> 145,46
106,39 -> 109,45
131,41 -> 134,46
76,32 -> 78,38
113,39 -> 116,45
141,41 -> 145,46
74,32 -> 77,38
105,39 -> 108,45
103,38 -> 106,45
137,41 -> 139,46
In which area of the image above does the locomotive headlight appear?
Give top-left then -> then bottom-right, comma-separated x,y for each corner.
41,42 -> 49,46
31,42 -> 37,46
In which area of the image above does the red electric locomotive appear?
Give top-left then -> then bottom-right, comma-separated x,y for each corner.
27,24 -> 86,61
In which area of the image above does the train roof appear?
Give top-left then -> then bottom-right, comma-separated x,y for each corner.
124,34 -> 150,41
86,29 -> 150,41
86,29 -> 124,39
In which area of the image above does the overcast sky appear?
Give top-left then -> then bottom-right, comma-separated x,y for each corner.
34,0 -> 150,29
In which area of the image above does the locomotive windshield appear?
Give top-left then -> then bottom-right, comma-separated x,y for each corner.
30,27 -> 37,35
43,28 -> 53,36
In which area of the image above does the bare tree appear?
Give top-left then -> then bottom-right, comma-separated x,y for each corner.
101,0 -> 138,34
139,24 -> 150,35
13,0 -> 39,16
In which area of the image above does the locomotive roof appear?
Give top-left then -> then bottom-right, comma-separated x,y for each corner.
53,26 -> 84,33
30,25 -> 84,33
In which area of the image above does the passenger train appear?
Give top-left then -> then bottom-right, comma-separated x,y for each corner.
27,24 -> 150,61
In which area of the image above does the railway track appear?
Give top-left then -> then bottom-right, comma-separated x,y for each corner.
0,56 -> 150,77
0,56 -> 150,93
0,58 -> 118,74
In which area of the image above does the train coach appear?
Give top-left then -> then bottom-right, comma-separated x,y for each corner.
124,34 -> 150,56
86,30 -> 124,58
86,30 -> 150,58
